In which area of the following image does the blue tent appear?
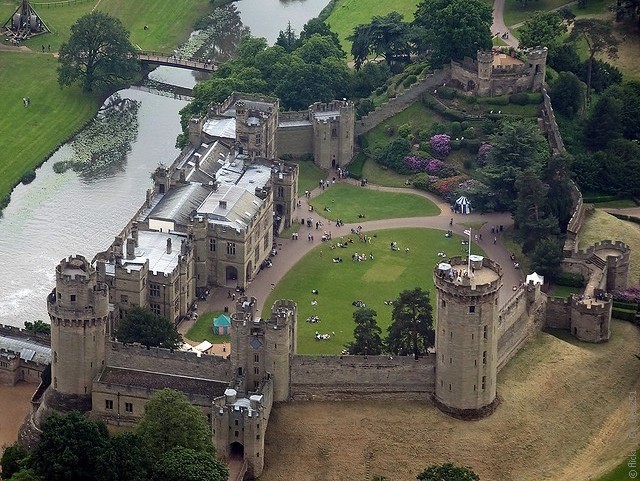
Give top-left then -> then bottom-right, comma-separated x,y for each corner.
213,314 -> 231,335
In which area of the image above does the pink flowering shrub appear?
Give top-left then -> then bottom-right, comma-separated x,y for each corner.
430,134 -> 451,157
613,286 -> 640,303
403,156 -> 446,174
477,143 -> 492,166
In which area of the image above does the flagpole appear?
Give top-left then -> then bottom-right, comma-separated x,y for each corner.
467,228 -> 471,274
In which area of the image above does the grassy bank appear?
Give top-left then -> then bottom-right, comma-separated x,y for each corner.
0,0 -> 212,206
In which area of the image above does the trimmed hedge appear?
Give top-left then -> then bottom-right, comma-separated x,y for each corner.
613,300 -> 639,311
612,307 -> 637,322
436,86 -> 457,100
485,95 -> 510,106
584,195 -> 617,203
555,272 -> 585,288
348,152 -> 367,180
509,93 -> 529,105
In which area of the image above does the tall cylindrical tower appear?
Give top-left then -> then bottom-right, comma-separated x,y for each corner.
47,255 -> 108,411
433,255 -> 502,419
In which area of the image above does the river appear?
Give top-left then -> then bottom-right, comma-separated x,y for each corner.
0,0 -> 329,329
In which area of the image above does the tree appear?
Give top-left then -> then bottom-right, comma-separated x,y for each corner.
416,462 -> 479,480
482,120 -> 550,209
530,237 -> 563,280
578,59 -> 622,94
6,469 -> 43,481
348,12 -> 414,69
152,447 -> 228,481
58,12 -> 138,92
299,18 -> 343,54
549,71 -> 584,117
115,306 -> 182,349
584,93 -> 623,150
296,34 -> 345,65
547,43 -> 581,74
568,19 -> 619,102
413,0 -> 492,67
96,432 -> 149,481
24,320 -> 50,335
1,443 -> 29,480
346,308 -> 384,355
386,288 -> 434,358
137,388 -> 215,461
276,22 -> 298,52
518,12 -> 566,49
32,411 -> 109,481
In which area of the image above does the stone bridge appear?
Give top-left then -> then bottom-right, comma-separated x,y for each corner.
137,51 -> 217,73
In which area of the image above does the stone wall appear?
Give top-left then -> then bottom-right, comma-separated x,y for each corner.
355,68 -> 450,136
0,324 -> 51,346
546,297 -> 571,330
106,342 -> 231,381
290,354 -> 436,400
277,125 -> 313,157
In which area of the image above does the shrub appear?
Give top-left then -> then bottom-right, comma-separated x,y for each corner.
348,152 -> 367,179
398,123 -> 412,138
430,134 -> 451,157
613,300 -> 639,310
449,122 -> 462,137
555,272 -> 585,288
375,86 -> 385,96
464,138 -> 481,153
481,119 -> 497,134
485,95 -> 510,106
422,94 -> 436,107
477,143 -> 492,166
21,170 -> 36,185
462,126 -> 476,139
436,86 -> 456,99
612,308 -> 637,322
528,92 -> 543,104
403,74 -> 418,88
385,124 -> 396,137
429,122 -> 446,137
443,108 -> 466,121
430,175 -> 468,201
463,157 -> 474,170
432,101 -> 447,113
509,93 -> 530,105
460,121 -> 471,130
387,86 -> 397,98
450,139 -> 462,150
53,161 -> 72,174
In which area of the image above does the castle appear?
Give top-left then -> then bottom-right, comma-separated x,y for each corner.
8,68 -> 634,479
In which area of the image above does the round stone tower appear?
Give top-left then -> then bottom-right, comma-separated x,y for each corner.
476,50 -> 493,96
433,255 -> 503,419
526,47 -> 548,92
47,255 -> 108,411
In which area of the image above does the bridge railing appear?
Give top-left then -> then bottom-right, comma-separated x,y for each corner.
136,51 -> 217,70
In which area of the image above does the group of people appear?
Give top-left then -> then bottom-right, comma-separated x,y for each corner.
351,252 -> 373,262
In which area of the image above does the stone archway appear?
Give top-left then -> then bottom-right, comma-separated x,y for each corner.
226,266 -> 238,286
230,441 -> 244,459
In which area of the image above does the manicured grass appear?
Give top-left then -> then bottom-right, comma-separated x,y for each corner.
326,0 -> 420,58
361,159 -> 412,187
263,228 -> 485,354
185,311 -> 230,344
548,284 -> 581,298
309,183 -> 439,222
292,159 -> 328,196
503,0 -> 574,27
0,51 -> 99,201
593,199 -> 638,208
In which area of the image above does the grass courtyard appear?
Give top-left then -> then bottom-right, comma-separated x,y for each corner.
308,183 -> 440,222
263,227 -> 485,354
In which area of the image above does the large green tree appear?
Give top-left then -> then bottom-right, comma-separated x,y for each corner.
349,12 -> 414,69
0,443 -> 29,480
58,11 -> 139,93
518,12 -> 567,50
137,388 -> 215,461
115,306 -> 182,349
567,19 -> 619,102
346,308 -> 384,355
416,462 -> 479,480
152,447 -> 228,481
96,432 -> 149,481
386,288 -> 434,358
413,0 -> 492,67
550,71 -> 584,117
32,411 -> 109,481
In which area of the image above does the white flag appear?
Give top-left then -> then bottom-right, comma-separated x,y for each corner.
463,229 -> 471,236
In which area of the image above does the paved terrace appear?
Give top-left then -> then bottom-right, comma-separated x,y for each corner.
180,174 -> 523,337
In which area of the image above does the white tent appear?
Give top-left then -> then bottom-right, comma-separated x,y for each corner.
526,272 -> 544,285
455,196 -> 471,214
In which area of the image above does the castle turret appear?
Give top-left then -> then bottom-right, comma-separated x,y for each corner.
433,255 -> 502,419
476,50 -> 493,96
47,255 -> 108,411
526,47 -> 548,92
310,100 -> 355,169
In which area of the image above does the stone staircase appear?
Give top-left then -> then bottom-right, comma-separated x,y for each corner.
586,254 -> 606,270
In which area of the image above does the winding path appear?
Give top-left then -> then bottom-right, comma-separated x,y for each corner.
491,0 -> 520,48
182,176 -> 524,337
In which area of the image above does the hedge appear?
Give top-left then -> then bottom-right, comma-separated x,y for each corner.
485,95 -> 510,106
348,152 -> 367,179
613,300 -> 639,311
555,272 -> 585,288
436,86 -> 457,100
584,195 -> 617,203
612,308 -> 637,322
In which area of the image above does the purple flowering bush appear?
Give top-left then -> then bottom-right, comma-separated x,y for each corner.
477,143 -> 492,166
613,286 -> 640,303
430,134 -> 451,157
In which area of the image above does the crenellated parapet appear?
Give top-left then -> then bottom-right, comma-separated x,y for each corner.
433,256 -> 503,299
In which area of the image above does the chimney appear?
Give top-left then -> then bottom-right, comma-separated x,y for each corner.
166,238 -> 172,254
126,238 -> 135,259
131,223 -> 139,247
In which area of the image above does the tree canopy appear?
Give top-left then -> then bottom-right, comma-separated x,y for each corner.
387,288 -> 434,357
518,12 -> 567,50
346,308 -> 384,355
413,0 -> 492,67
58,11 -> 139,93
137,388 -> 215,461
115,306 -> 182,349
349,12 -> 414,69
152,447 -> 228,481
416,462 -> 479,480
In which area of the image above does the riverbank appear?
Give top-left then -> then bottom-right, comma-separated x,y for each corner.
0,383 -> 36,454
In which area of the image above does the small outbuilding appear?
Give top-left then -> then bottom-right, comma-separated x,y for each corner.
213,314 -> 232,335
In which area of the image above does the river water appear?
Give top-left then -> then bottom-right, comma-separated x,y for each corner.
0,0 -> 328,328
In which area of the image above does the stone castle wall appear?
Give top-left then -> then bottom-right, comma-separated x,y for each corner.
106,342 -> 231,381
276,125 -> 313,157
546,297 -> 572,330
0,324 -> 51,346
290,354 -> 436,400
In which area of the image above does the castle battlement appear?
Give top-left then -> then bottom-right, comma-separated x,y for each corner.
572,295 -> 611,314
576,240 -> 630,258
434,256 -> 502,297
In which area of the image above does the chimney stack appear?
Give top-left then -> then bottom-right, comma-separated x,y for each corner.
126,238 -> 135,259
166,238 -> 172,254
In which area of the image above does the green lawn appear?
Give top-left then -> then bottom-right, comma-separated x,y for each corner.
548,284 -> 581,298
361,159 -> 412,187
309,183 -> 439,222
326,0 -> 420,58
597,456 -> 638,481
0,51 -> 99,201
263,228 -> 485,354
292,159 -> 328,196
503,0 -> 575,27
0,0 -> 211,206
185,311 -> 230,344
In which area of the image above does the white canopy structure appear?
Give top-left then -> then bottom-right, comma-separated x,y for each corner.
526,272 -> 544,285
455,196 -> 471,214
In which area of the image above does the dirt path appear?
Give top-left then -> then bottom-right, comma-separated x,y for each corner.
0,383 -> 36,454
